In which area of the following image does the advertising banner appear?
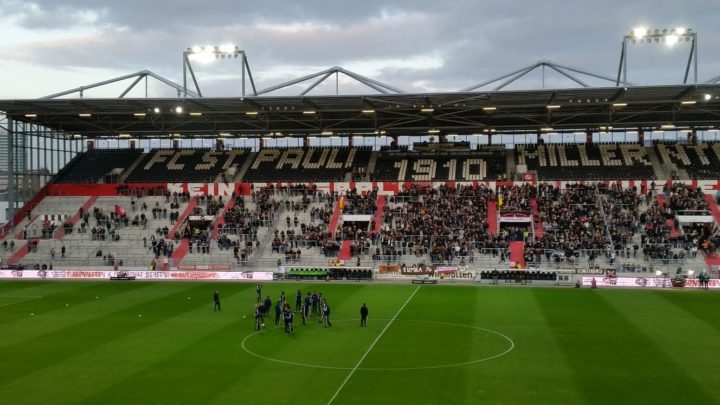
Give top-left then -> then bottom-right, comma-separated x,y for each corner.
581,276 -> 719,289
0,269 -> 273,281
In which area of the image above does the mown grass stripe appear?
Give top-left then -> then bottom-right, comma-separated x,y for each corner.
0,283 -> 215,386
0,285 -> 256,404
534,288 -> 716,404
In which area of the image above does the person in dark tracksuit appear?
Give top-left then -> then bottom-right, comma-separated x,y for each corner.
275,301 -> 282,326
319,299 -> 326,324
254,304 -> 262,331
263,296 -> 272,323
256,283 -> 262,302
304,293 -> 312,317
301,298 -> 309,325
213,290 -> 221,312
295,290 -> 302,312
311,292 -> 319,314
323,301 -> 331,327
284,308 -> 294,333
360,303 -> 368,327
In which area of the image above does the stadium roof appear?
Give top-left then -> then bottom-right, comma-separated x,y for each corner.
1,84 -> 719,138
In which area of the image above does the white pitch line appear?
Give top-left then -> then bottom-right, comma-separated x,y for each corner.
0,296 -> 42,308
327,285 -> 421,405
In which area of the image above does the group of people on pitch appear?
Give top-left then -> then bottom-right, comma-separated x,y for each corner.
254,290 -> 332,333
250,284 -> 368,333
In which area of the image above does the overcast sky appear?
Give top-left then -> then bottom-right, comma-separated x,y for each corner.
0,0 -> 718,99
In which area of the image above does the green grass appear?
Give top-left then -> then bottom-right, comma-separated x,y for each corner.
0,281 -> 719,404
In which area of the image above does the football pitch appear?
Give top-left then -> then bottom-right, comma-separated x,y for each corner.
0,280 -> 719,404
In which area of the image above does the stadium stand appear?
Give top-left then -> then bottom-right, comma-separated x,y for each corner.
517,143 -> 654,180
54,149 -> 142,183
124,148 -> 250,183
242,147 -> 372,182
2,142 -> 718,276
372,148 -> 507,181
654,142 -> 720,179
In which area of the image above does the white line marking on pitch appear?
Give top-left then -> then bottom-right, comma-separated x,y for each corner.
327,285 -> 421,405
0,296 -> 43,308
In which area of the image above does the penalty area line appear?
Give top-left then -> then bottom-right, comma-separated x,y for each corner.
326,285 -> 421,405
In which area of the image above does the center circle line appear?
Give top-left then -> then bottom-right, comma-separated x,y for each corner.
240,318 -> 515,371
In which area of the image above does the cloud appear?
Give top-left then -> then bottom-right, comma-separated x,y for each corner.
0,0 -> 718,99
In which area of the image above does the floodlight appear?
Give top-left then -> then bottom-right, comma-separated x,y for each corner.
219,44 -> 236,53
612,102 -> 628,108
675,27 -> 686,35
245,111 -> 259,116
656,270 -> 663,276
361,109 -> 375,114
302,110 -> 316,115
665,34 -> 679,46
688,270 -> 695,276
191,46 -> 202,54
546,105 -> 561,110
420,108 -> 434,113
175,106 -> 183,114
78,113 -> 91,117
632,27 -> 648,38
191,51 -> 215,64
118,133 -> 131,138
153,107 -> 161,114
134,112 -> 147,117
704,94 -> 712,101
661,123 -> 675,129
540,126 -> 554,132
189,112 -> 202,116
24,113 -> 37,118
321,131 -> 333,135
428,128 -> 440,133
482,106 -> 497,112
680,100 -> 696,105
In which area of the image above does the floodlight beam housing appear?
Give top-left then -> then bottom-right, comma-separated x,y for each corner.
618,27 -> 698,85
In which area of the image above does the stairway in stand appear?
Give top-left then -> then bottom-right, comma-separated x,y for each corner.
487,200 -> 498,235
702,194 -> 720,268
373,195 -> 386,234
530,198 -> 544,238
54,196 -> 99,239
704,194 -> 720,225
338,240 -> 353,261
211,197 -> 237,239
656,195 -> 681,237
328,196 -> 344,238
171,240 -> 190,267
168,198 -> 198,239
7,241 -> 32,266
509,241 -> 526,268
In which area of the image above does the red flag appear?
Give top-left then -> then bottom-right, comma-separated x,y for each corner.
115,205 -> 126,217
